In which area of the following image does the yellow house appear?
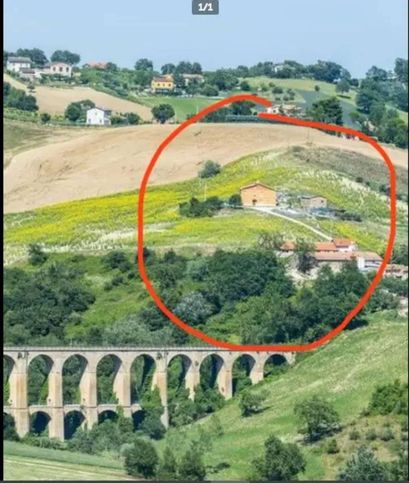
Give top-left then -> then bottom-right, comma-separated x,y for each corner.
151,75 -> 175,93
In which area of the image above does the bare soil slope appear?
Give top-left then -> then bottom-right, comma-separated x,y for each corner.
3,73 -> 152,120
5,123 -> 407,213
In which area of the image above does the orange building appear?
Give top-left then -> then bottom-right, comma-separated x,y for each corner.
240,182 -> 277,207
151,75 -> 175,93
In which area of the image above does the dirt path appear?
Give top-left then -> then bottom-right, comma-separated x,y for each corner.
250,207 -> 332,239
5,123 -> 407,214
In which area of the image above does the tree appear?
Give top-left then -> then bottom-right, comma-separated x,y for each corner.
51,50 -> 80,65
253,434 -> 306,480
295,239 -> 316,273
368,379 -> 408,415
178,444 -> 206,481
16,48 -> 48,66
140,413 -> 166,440
152,104 -> 175,124
64,102 -> 82,122
239,390 -> 266,416
307,97 -> 343,125
199,160 -> 221,178
336,79 -> 350,94
228,193 -> 242,208
394,57 -> 408,83
294,395 -> 341,441
28,244 -> 48,266
174,291 -> 214,325
161,63 -> 176,74
314,85 -> 320,92
240,80 -> 251,91
125,438 -> 159,478
159,446 -> 178,479
134,58 -> 153,71
126,112 -> 141,125
366,65 -> 388,82
40,112 -> 51,124
338,446 -> 389,481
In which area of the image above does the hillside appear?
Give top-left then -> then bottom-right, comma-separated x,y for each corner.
4,442 -> 133,480
157,314 -> 408,480
4,122 -> 408,214
5,145 -> 407,265
3,73 -> 152,120
3,120 -> 92,167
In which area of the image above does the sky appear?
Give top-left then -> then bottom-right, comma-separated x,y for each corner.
3,0 -> 408,77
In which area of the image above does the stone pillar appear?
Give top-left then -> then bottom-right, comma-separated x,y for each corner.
152,354 -> 168,428
47,357 -> 64,440
249,356 -> 264,385
9,354 -> 29,438
79,355 -> 98,430
113,358 -> 132,417
185,359 -> 200,400
217,360 -> 233,400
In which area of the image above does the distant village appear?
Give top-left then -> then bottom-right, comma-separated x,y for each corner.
239,182 -> 407,278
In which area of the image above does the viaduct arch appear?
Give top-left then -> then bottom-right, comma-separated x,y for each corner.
3,347 -> 295,440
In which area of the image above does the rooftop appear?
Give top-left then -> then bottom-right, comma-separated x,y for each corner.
240,181 -> 275,191
8,56 -> 31,63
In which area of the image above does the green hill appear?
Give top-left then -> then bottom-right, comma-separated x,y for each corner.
5,145 -> 407,265
158,313 -> 408,480
4,442 -> 132,481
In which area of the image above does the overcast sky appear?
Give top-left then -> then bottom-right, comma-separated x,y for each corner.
4,0 -> 408,77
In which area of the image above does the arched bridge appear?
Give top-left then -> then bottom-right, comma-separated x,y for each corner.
3,347 -> 295,440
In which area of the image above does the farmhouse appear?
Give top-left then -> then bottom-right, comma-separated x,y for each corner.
84,61 -> 108,70
281,238 -> 356,254
6,56 -> 31,73
314,251 -> 382,272
86,107 -> 112,126
151,75 -> 175,93
43,62 -> 73,77
182,73 -> 205,85
240,182 -> 277,207
301,195 -> 328,211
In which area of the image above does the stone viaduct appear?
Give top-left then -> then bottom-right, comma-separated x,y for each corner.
3,347 -> 295,441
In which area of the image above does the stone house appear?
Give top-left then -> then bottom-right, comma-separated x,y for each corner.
240,182 -> 277,207
301,195 -> 328,211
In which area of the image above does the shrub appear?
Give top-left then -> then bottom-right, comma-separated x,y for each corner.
252,434 -> 306,480
294,395 -> 341,441
125,438 -> 159,478
199,160 -> 221,178
28,243 -> 48,266
40,112 -> 51,124
178,444 -> 206,481
140,413 -> 166,440
349,429 -> 360,440
338,446 -> 389,481
365,428 -> 377,441
368,380 -> 408,415
159,446 -> 178,479
228,193 -> 242,208
379,427 -> 394,441
102,251 -> 132,272
326,438 -> 340,454
239,390 -> 266,417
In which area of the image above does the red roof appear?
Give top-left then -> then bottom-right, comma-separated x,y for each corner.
333,238 -> 355,247
315,242 -> 337,251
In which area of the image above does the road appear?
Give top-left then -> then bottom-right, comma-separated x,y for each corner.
249,206 -> 332,240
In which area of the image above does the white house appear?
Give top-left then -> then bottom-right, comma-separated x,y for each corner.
7,56 -> 32,73
86,107 -> 112,126
43,62 -> 73,77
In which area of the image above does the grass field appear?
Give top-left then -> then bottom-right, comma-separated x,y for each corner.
134,95 -> 215,122
5,146 -> 406,264
157,313 -> 408,480
4,442 -> 133,481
